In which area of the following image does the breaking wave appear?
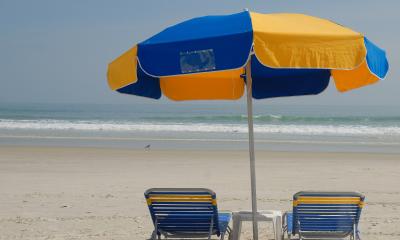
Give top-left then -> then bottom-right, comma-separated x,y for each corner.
1,119 -> 400,137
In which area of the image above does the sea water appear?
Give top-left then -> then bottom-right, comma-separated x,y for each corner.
1,102 -> 400,153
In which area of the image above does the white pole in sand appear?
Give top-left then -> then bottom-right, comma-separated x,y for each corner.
245,58 -> 259,240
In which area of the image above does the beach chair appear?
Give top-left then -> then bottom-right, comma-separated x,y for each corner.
144,188 -> 232,240
283,191 -> 365,240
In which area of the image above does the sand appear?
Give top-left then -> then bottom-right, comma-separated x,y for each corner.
0,146 -> 399,239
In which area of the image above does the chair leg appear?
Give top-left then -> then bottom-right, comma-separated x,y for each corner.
150,230 -> 157,240
208,217 -> 214,240
153,218 -> 159,240
227,226 -> 232,240
356,229 -> 361,240
352,223 -> 361,240
220,232 -> 225,240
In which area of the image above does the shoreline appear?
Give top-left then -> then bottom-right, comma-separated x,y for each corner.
3,144 -> 400,155
2,132 -> 400,154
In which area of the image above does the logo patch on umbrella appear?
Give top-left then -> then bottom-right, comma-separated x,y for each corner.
180,49 -> 216,74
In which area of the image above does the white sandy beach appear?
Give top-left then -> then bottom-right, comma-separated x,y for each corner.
0,146 -> 399,239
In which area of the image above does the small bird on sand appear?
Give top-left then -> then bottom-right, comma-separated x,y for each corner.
144,144 -> 151,151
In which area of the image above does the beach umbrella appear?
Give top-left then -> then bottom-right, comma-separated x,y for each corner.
107,10 -> 388,240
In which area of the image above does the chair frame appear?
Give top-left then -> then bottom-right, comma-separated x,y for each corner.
283,191 -> 364,240
145,188 -> 231,240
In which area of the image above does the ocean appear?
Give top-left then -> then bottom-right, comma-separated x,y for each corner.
1,102 -> 400,153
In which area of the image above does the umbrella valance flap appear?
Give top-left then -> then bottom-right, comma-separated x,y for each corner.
116,65 -> 161,99
364,37 -> 389,79
332,37 -> 389,92
107,46 -> 138,90
251,56 -> 331,99
160,68 -> 245,101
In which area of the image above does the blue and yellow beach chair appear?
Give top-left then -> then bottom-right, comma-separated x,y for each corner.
145,188 -> 232,240
283,192 -> 365,240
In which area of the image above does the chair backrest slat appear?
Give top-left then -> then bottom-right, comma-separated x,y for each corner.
145,188 -> 220,236
292,191 -> 365,237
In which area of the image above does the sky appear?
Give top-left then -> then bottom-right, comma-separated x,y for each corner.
0,0 -> 398,106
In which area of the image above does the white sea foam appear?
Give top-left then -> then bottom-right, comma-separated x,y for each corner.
1,119 -> 400,137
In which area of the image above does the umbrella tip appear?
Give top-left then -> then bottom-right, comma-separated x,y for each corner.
243,8 -> 249,12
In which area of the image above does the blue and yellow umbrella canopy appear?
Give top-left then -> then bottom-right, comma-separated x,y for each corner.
107,10 -> 389,100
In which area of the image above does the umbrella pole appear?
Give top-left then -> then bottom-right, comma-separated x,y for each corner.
245,60 -> 259,240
